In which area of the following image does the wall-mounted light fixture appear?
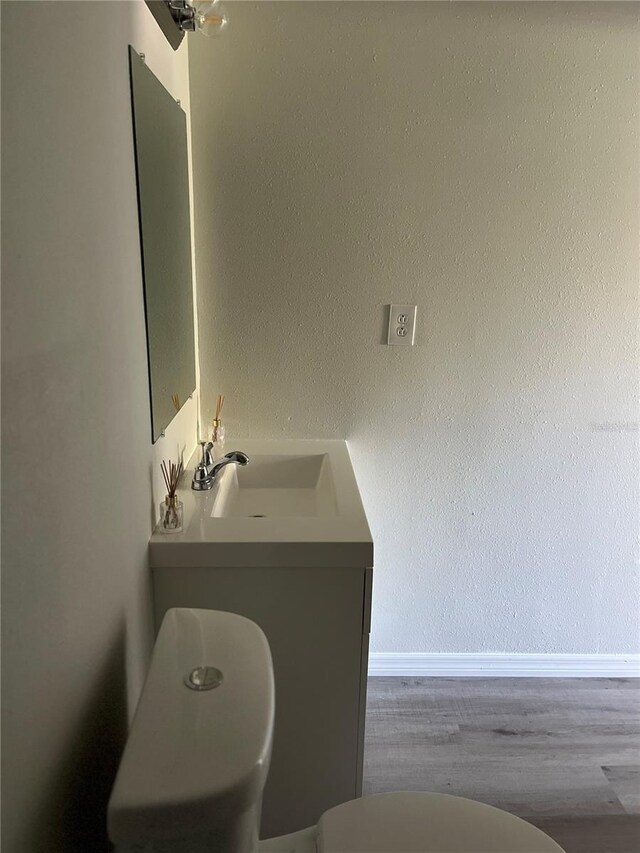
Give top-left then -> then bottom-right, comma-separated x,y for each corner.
167,0 -> 228,37
145,0 -> 228,49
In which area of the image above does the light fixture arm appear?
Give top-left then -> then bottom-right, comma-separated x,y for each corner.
167,0 -> 197,32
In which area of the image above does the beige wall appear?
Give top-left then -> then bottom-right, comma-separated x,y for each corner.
1,2 -> 198,850
190,2 -> 639,655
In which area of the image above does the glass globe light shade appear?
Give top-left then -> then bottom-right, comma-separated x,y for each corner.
191,0 -> 228,37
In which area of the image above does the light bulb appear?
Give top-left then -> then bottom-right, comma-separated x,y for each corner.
191,0 -> 228,37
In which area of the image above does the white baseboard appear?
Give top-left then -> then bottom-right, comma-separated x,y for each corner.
368,653 -> 640,678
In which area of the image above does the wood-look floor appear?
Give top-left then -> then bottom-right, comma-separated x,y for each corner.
364,678 -> 640,853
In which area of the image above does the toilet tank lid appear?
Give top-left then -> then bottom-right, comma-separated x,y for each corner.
107,608 -> 274,845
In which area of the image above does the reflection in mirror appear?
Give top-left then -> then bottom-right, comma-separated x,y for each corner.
129,47 -> 196,442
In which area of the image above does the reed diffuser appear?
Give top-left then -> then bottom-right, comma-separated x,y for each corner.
211,393 -> 226,461
159,458 -> 184,533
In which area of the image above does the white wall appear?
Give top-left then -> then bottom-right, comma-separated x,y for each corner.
189,2 -> 639,656
1,2 -> 198,849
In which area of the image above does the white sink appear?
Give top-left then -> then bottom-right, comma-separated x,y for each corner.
149,439 -> 372,569
211,453 -> 338,518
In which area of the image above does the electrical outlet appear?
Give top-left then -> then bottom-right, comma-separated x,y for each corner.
387,304 -> 417,346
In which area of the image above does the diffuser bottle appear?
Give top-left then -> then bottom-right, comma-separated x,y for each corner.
159,495 -> 183,533
211,393 -> 226,461
211,418 -> 226,461
158,459 -> 184,533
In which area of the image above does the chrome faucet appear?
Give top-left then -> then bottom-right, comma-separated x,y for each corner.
192,442 -> 249,491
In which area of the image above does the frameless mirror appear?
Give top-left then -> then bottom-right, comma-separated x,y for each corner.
129,46 -> 196,442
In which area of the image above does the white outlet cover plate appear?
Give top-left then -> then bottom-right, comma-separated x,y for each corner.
387,304 -> 417,346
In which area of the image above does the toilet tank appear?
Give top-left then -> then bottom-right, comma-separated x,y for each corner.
108,608 -> 275,852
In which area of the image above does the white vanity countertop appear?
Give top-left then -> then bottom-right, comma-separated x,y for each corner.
149,439 -> 373,568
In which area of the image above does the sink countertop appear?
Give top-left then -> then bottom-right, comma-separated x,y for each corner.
149,439 -> 373,568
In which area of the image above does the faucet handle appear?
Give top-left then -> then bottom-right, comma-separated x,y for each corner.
199,440 -> 214,468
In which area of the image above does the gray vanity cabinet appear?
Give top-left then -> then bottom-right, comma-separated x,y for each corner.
152,564 -> 372,839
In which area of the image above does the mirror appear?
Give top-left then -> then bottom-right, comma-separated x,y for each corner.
129,46 -> 196,442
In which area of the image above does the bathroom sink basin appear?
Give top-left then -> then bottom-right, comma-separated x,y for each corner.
211,454 -> 338,518
149,439 -> 372,569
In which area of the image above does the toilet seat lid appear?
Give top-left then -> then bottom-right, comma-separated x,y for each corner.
317,792 -> 564,853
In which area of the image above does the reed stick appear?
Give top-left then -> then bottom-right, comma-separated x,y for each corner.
214,394 -> 225,420
161,458 -> 183,498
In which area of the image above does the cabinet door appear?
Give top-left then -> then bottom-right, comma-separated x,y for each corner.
152,565 -> 366,837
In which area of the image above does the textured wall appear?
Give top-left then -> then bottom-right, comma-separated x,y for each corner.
1,3 -> 198,849
190,2 -> 639,655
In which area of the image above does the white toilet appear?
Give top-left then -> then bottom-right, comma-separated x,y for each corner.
108,609 -> 565,853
